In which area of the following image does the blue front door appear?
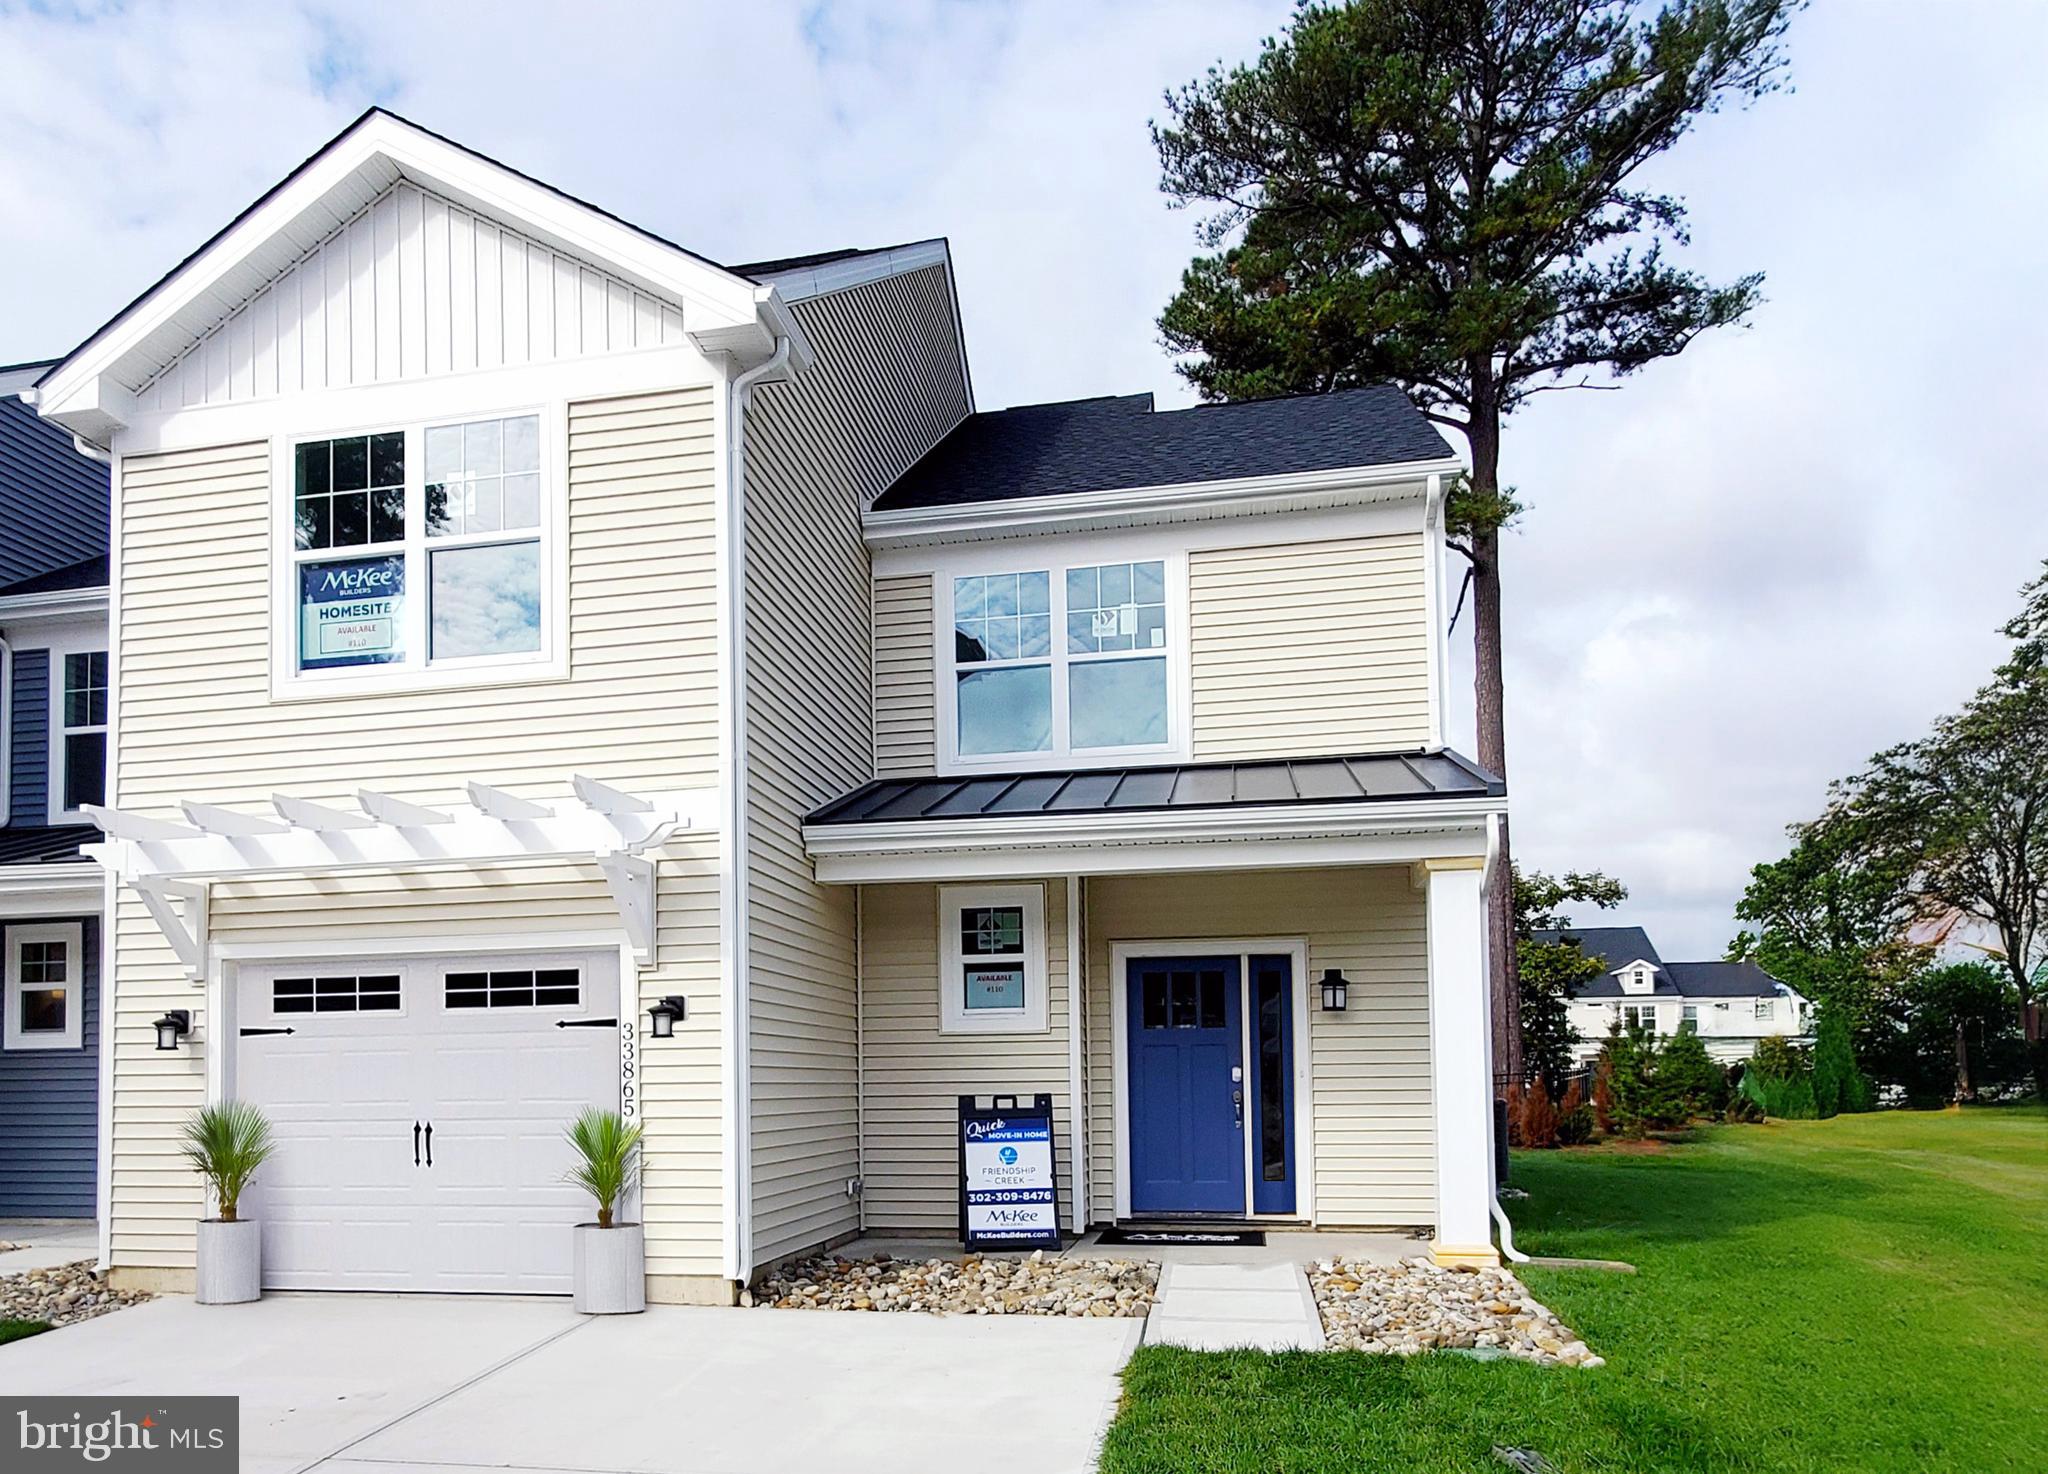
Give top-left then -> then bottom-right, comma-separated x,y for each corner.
1127,957 -> 1245,1215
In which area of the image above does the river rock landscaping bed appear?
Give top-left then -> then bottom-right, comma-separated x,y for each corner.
1,1261 -> 152,1331
1311,1256 -> 1603,1368
755,1250 -> 1157,1316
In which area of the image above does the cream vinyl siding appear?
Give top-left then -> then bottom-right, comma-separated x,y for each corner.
1083,867 -> 1433,1226
134,181 -> 688,412
1188,534 -> 1432,759
873,573 -> 936,777
743,265 -> 969,1268
107,385 -> 724,1276
858,881 -> 1072,1231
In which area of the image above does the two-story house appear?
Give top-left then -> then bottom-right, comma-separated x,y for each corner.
0,362 -> 112,1219
1535,924 -> 1812,1065
27,109 -> 1508,1303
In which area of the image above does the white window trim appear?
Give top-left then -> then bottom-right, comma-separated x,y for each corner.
937,883 -> 1048,1034
932,542 -> 1191,774
43,628 -> 108,825
5,921 -> 85,1051
1754,998 -> 1774,1020
267,399 -> 570,701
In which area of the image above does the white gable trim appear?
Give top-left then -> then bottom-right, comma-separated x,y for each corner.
34,109 -> 806,443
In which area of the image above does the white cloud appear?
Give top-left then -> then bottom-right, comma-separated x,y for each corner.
3,0 -> 2041,961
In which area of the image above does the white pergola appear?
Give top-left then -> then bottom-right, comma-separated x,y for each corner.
84,776 -> 714,977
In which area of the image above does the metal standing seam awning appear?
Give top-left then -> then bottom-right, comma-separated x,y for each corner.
84,776 -> 717,976
801,749 -> 1506,883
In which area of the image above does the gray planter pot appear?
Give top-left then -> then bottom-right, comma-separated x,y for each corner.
195,1218 -> 261,1305
572,1223 -> 645,1314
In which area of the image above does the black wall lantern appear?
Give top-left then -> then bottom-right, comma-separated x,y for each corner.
1318,969 -> 1350,1013
647,996 -> 688,1039
153,1009 -> 192,1051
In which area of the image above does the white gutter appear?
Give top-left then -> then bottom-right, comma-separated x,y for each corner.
0,588 -> 109,622
862,455 -> 1467,550
719,333 -> 791,1287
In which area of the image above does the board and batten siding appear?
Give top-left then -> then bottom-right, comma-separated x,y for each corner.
857,881 -> 1073,1230
873,573 -> 936,777
107,384 -> 728,1280
1083,867 -> 1434,1226
743,264 -> 969,1269
133,181 -> 688,412
0,916 -> 100,1218
1188,534 -> 1432,760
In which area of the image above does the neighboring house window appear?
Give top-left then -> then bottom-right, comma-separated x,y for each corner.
59,651 -> 108,815
1681,1005 -> 1699,1034
4,923 -> 85,1051
937,883 -> 1047,1033
950,559 -> 1172,761
286,413 -> 549,681
1623,1004 -> 1657,1034
1754,998 -> 1774,1020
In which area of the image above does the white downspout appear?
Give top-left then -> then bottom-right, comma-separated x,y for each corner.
1481,811 -> 1528,1263
1493,1197 -> 1530,1263
720,334 -> 790,1288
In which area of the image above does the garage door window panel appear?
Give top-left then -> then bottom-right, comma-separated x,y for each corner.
445,968 -> 580,1010
272,975 -> 402,1015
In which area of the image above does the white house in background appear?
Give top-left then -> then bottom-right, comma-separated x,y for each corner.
28,108 -> 1511,1304
1533,925 -> 1811,1065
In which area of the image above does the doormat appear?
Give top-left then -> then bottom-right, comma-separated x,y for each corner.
1097,1226 -> 1266,1246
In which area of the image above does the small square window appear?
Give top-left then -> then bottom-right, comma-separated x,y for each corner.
938,885 -> 1046,1034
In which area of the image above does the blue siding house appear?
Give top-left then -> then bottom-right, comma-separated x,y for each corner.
0,358 -> 109,1220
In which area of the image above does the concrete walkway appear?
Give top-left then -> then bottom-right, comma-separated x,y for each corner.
1,1294 -> 1143,1474
1141,1260 -> 1325,1352
0,1217 -> 98,1272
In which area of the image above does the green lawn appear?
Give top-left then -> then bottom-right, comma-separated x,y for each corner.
1099,1107 -> 2048,1473
0,1319 -> 50,1346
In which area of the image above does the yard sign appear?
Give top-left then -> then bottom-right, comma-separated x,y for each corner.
957,1093 -> 1062,1249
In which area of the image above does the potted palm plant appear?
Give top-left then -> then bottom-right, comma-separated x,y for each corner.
180,1100 -> 276,1305
565,1106 -> 645,1314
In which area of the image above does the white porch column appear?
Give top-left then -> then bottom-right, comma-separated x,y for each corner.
1423,857 -> 1499,1267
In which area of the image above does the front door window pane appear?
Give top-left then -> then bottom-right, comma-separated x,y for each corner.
430,542 -> 543,659
957,666 -> 1052,755
1069,657 -> 1167,749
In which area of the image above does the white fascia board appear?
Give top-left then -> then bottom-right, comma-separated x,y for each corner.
803,795 -> 1502,882
0,863 -> 105,917
0,588 -> 109,623
35,112 -> 779,438
861,455 -> 1468,550
748,240 -> 952,302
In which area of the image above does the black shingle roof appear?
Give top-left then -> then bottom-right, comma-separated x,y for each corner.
808,749 -> 1501,826
872,385 -> 1452,511
1530,926 -> 1789,1000
0,391 -> 109,587
1662,960 -> 1787,1000
0,554 -> 107,597
0,825 -> 97,868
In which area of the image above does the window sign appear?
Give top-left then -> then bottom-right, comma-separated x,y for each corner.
964,965 -> 1026,1011
958,1094 -> 1061,1248
299,555 -> 405,669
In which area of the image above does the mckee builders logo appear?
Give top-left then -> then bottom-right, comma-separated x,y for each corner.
6,1397 -> 237,1472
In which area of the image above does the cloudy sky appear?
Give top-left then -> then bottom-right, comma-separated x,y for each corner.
3,1 -> 2040,958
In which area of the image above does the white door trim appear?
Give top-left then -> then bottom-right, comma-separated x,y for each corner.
1108,937 -> 1313,1224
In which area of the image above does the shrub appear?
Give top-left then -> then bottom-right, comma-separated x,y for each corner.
1592,1035 -> 1617,1133
563,1107 -> 644,1229
1555,1078 -> 1595,1145
1810,1008 -> 1872,1117
1740,1053 -> 1819,1119
1751,1034 -> 1809,1081
1517,1075 -> 1561,1149
1604,1023 -> 1690,1136
1658,1028 -> 1728,1117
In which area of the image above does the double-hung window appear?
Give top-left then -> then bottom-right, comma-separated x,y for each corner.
937,884 -> 1047,1033
285,412 -> 550,685
4,923 -> 84,1051
58,651 -> 107,815
1623,1003 -> 1658,1034
950,558 -> 1173,762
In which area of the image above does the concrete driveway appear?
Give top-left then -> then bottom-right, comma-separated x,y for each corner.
0,1294 -> 1142,1474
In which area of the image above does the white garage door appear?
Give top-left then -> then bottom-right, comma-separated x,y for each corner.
234,950 -> 621,1294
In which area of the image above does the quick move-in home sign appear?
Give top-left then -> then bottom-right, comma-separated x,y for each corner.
957,1093 -> 1061,1248
300,556 -> 404,669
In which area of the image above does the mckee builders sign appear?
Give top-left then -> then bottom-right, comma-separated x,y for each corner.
300,555 -> 404,670
957,1093 -> 1061,1249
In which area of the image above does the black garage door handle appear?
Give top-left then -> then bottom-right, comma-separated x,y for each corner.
556,1018 -> 619,1029
425,1122 -> 433,1168
414,1121 -> 421,1167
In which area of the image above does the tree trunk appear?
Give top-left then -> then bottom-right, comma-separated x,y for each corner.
1465,411 -> 1521,1085
1954,1020 -> 1972,1103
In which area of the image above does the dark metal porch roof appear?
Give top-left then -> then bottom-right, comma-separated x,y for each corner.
807,750 -> 1503,827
